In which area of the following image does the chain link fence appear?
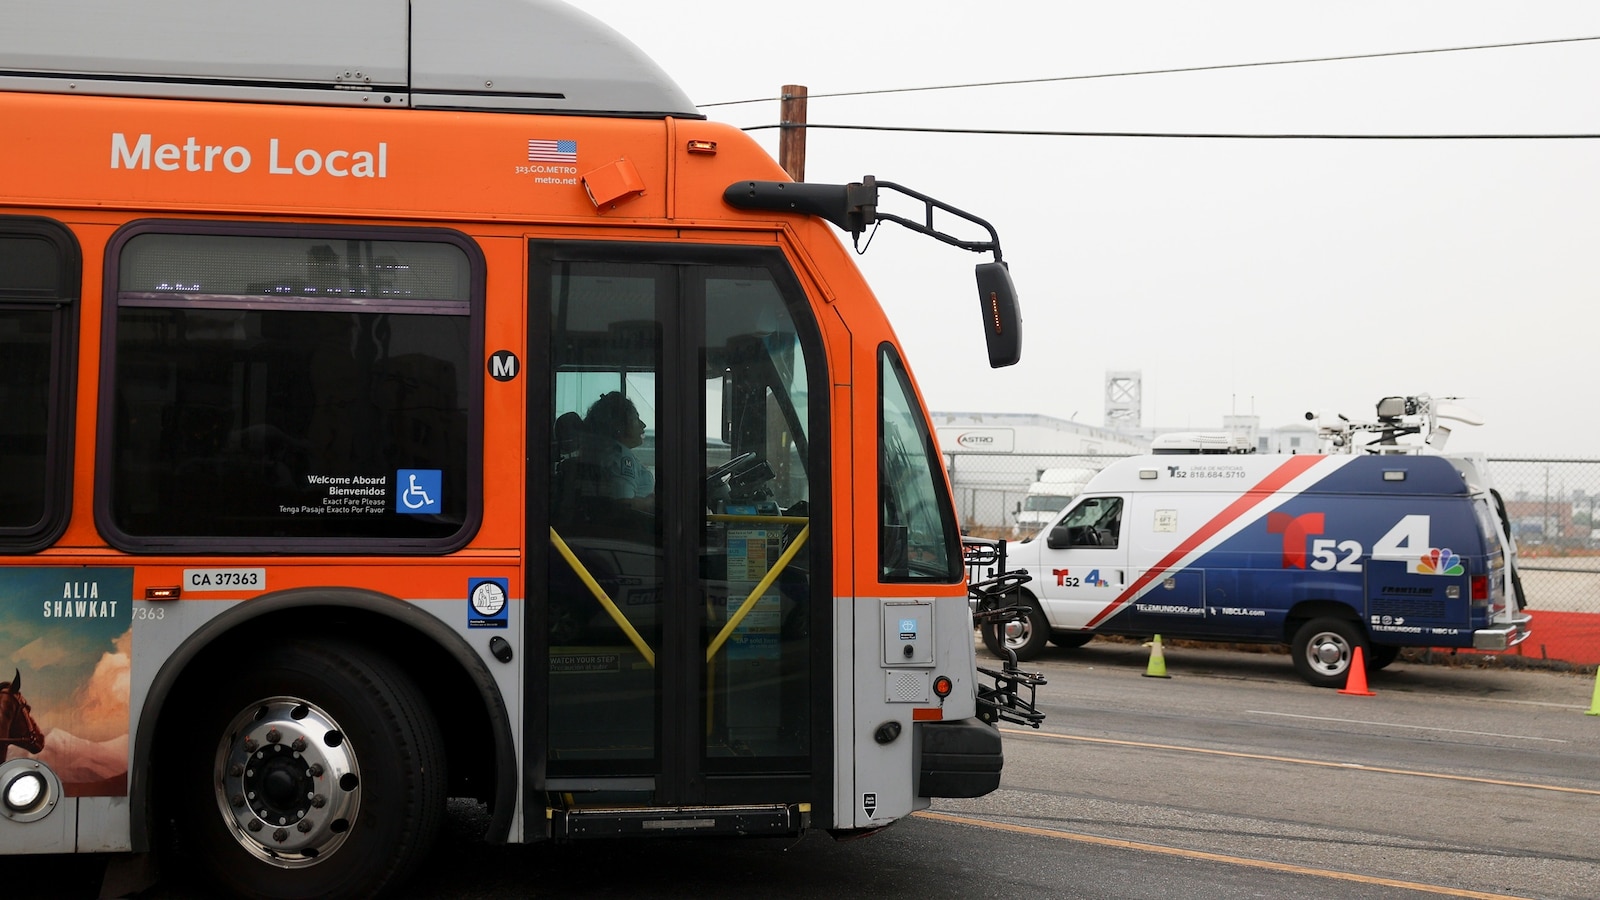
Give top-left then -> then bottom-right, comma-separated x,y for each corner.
946,452 -> 1600,629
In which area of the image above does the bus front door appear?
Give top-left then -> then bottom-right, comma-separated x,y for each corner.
534,245 -> 823,830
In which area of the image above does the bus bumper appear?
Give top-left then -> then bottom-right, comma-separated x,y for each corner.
917,717 -> 1002,798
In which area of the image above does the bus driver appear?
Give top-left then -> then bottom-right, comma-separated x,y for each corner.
579,392 -> 655,508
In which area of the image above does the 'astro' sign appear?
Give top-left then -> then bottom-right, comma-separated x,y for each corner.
937,428 -> 1015,453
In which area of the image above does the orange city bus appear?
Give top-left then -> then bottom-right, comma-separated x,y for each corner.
0,1 -> 1030,897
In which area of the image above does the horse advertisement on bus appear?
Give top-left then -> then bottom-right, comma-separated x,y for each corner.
0,569 -> 133,796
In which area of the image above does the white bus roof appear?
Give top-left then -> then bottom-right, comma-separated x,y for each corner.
0,0 -> 699,117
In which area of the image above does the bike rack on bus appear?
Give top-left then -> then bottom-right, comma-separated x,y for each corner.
962,539 -> 1047,729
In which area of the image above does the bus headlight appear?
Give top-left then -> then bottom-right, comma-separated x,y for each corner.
0,759 -> 62,823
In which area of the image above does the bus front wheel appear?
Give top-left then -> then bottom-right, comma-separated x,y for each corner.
171,638 -> 446,900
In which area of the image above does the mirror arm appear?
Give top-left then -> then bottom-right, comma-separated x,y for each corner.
724,176 -> 1003,262
724,175 -> 1021,368
866,179 -> 1003,263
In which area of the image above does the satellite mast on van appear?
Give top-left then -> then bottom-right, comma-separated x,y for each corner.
1308,394 -> 1485,455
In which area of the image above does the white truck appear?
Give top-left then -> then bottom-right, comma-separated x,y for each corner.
1014,467 -> 1097,534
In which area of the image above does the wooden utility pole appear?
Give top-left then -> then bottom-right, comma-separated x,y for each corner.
778,84 -> 807,182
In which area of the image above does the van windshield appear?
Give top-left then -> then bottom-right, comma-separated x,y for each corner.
1023,494 -> 1071,513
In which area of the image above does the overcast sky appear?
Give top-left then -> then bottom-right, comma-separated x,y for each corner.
588,1 -> 1599,458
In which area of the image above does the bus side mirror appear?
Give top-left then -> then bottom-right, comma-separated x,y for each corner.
975,261 -> 1022,368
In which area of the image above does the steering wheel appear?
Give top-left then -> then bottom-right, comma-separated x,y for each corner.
704,451 -> 758,488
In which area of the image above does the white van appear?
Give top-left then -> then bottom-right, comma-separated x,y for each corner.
986,453 -> 1531,687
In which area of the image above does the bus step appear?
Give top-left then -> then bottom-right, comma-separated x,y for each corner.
552,803 -> 806,839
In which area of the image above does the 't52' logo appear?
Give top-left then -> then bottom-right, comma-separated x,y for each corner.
1267,513 -> 1435,572
1051,568 -> 1110,587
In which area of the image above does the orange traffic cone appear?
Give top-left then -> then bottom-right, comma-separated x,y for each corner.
1338,645 -> 1375,696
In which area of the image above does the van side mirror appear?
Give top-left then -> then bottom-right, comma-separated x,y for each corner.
1046,521 -> 1073,550
975,261 -> 1021,368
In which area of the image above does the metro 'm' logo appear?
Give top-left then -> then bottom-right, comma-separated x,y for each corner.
1266,511 -> 1324,569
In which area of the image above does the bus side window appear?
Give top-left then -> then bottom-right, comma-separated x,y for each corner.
101,227 -> 481,550
877,345 -> 960,582
0,218 -> 78,551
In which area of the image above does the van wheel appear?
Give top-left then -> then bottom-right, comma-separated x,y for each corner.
981,593 -> 1050,662
1290,617 -> 1367,688
1049,632 -> 1094,649
1367,644 -> 1401,670
168,638 -> 447,900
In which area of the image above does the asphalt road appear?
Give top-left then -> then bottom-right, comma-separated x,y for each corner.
8,639 -> 1598,899
952,638 -> 1600,899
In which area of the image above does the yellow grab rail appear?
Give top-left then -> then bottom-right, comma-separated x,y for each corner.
548,527 -> 656,668
705,523 -> 810,663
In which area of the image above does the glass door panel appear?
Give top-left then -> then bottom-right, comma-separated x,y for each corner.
699,269 -> 812,773
546,262 -> 664,778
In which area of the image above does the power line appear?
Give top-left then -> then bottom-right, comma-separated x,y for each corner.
744,123 -> 1600,140
701,35 -> 1600,108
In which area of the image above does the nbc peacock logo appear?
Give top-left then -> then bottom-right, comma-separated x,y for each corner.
1415,548 -> 1464,576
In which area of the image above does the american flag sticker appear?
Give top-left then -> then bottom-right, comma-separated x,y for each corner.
528,139 -> 577,163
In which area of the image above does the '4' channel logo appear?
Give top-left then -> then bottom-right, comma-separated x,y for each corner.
397,469 -> 442,514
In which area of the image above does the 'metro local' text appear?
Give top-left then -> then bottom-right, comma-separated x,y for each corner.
110,133 -> 387,178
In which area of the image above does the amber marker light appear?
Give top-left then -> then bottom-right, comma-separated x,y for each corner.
145,586 -> 182,601
933,675 -> 953,698
686,140 -> 718,154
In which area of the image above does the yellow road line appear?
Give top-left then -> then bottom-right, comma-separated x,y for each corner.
916,810 -> 1530,900
1003,728 -> 1600,797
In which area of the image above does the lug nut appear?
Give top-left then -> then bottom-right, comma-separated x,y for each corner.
247,819 -> 263,832
297,820 -> 313,833
311,794 -> 326,809
266,728 -> 281,744
230,764 -> 245,777
308,764 -> 324,777
231,794 -> 246,808
291,737 -> 307,752
243,737 -> 257,752
273,828 -> 289,843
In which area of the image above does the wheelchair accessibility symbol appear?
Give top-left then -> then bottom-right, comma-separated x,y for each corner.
397,469 -> 442,514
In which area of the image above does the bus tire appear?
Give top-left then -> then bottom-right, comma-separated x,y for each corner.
1290,617 -> 1367,689
171,638 -> 447,900
981,592 -> 1050,662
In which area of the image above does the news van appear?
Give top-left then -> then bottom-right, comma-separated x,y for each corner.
986,451 -> 1531,687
